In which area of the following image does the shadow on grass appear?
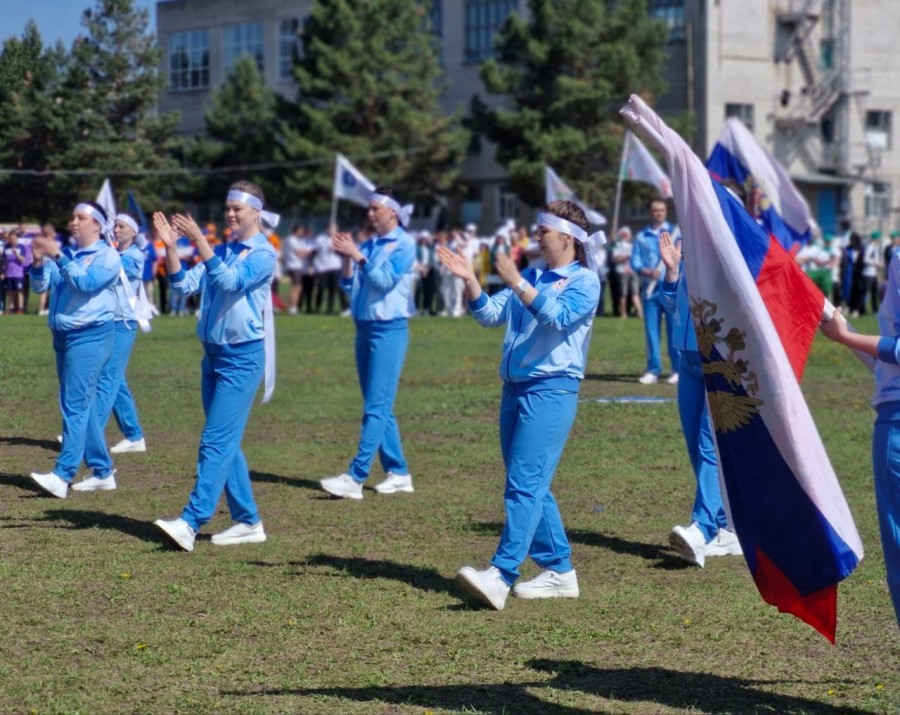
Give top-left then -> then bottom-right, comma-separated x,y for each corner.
469,521 -> 690,570
0,435 -> 60,451
525,659 -> 870,715
249,471 -> 323,493
222,682 -> 597,714
38,509 -> 162,544
249,554 -> 465,599
0,471 -> 47,496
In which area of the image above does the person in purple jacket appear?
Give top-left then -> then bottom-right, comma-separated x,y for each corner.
3,229 -> 31,314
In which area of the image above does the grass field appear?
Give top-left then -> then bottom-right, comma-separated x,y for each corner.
0,310 -> 898,714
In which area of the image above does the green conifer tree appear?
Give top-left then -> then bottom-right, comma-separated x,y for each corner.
278,0 -> 468,215
471,0 -> 667,210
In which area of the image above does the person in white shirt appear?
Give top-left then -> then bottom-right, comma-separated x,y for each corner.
284,224 -> 314,314
313,224 -> 345,315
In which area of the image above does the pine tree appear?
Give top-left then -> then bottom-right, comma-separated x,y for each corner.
0,23 -> 70,222
471,0 -> 667,210
278,0 -> 468,215
52,0 -> 181,219
186,55 -> 283,207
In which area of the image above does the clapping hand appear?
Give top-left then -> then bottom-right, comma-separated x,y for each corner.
436,245 -> 474,282
495,250 -> 522,289
171,214 -> 204,244
153,212 -> 178,249
658,230 -> 681,279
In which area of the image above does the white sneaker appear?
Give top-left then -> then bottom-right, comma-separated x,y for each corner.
211,521 -> 267,546
373,472 -> 414,494
513,569 -> 580,599
154,517 -> 196,552
706,528 -> 743,558
638,372 -> 659,385
71,469 -> 117,492
56,435 -> 63,444
110,437 -> 146,454
456,565 -> 510,610
669,522 -> 707,567
320,474 -> 364,500
666,372 -> 680,385
29,471 -> 68,499
38,309 -> 49,316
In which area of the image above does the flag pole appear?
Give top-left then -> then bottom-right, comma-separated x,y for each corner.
611,134 -> 628,237
329,195 -> 338,230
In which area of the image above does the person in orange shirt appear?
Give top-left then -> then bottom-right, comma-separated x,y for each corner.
153,232 -> 169,314
268,231 -> 287,312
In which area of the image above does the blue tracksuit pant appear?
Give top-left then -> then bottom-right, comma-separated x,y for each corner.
181,341 -> 264,532
642,290 -> 679,376
678,351 -> 728,543
491,383 -> 577,585
348,319 -> 409,482
95,322 -> 144,442
872,402 -> 900,626
53,322 -> 116,481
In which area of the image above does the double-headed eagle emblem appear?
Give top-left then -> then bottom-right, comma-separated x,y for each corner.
691,297 -> 763,433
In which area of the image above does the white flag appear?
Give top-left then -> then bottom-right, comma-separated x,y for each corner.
544,166 -> 607,226
621,131 -> 673,198
333,154 -> 375,208
96,178 -> 117,223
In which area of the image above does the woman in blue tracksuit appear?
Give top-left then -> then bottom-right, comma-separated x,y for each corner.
151,181 -> 277,552
658,230 -> 743,567
320,187 -> 417,500
820,254 -> 900,627
438,200 -> 601,610
85,213 -> 149,477
28,201 -> 122,498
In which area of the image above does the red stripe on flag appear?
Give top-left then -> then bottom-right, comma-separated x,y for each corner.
753,548 -> 837,643
755,238 -> 825,381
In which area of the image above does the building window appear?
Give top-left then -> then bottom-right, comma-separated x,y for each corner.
464,0 -> 518,62
429,0 -> 442,36
497,185 -> 519,221
865,182 -> 891,220
278,18 -> 304,80
223,22 -> 264,75
819,39 -> 834,70
649,0 -> 685,42
866,110 -> 892,150
725,103 -> 755,132
168,29 -> 209,91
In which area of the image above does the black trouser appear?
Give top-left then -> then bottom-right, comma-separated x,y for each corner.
300,273 -> 316,313
315,270 -> 345,314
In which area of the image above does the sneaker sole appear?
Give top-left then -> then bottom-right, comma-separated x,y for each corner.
455,572 -> 505,610
320,482 -> 364,500
111,445 -> 146,454
705,544 -> 743,557
154,522 -> 194,552
211,534 -> 267,546
513,586 -> 580,599
71,483 -> 117,492
668,531 -> 704,567
374,486 -> 415,494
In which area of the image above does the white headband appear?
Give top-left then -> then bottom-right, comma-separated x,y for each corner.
226,189 -> 281,231
115,214 -> 139,235
75,203 -> 109,230
537,211 -> 606,272
75,203 -> 115,242
370,193 -> 414,227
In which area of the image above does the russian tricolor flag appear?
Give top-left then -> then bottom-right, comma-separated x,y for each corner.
707,118 -> 814,254
622,96 -> 863,642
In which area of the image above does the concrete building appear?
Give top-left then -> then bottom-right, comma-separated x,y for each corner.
157,0 -> 525,230
157,0 -> 900,235
655,0 -> 900,236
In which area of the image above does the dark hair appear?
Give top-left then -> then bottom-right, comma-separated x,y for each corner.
648,197 -> 668,210
721,178 -> 748,207
373,185 -> 400,202
546,199 -> 589,265
80,200 -> 108,225
229,180 -> 265,206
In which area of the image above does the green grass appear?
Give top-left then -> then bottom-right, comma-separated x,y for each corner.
0,312 -> 897,714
